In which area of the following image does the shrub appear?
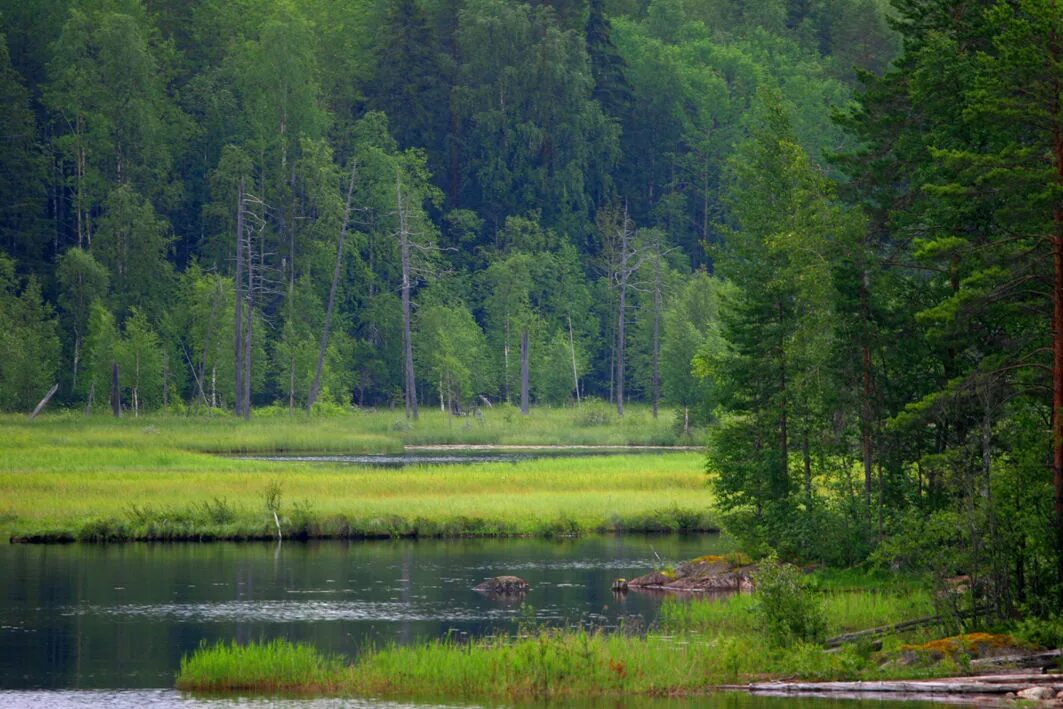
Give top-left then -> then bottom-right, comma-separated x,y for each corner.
753,557 -> 826,646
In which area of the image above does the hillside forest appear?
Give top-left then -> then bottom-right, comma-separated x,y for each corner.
1,0 -> 1062,616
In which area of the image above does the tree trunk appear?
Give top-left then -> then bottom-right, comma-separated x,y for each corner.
803,428 -> 812,502
520,328 -> 530,415
242,221 -> 253,420
860,271 -> 874,510
234,177 -> 245,418
71,333 -> 80,394
308,159 -> 358,410
1052,38 -> 1063,597
110,362 -> 120,417
398,170 -> 418,420
29,384 -> 59,420
568,316 -> 580,406
616,271 -> 627,418
651,237 -> 662,419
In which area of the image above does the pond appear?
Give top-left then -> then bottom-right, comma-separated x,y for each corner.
0,536 -> 954,708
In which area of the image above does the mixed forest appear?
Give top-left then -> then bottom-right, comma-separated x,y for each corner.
1,0 -> 1062,618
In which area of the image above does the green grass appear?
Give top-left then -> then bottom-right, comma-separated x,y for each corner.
177,639 -> 344,694
0,409 -> 713,542
658,583 -> 935,637
176,621 -> 964,702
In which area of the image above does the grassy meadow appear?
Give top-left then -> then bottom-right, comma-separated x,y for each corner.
0,404 -> 713,542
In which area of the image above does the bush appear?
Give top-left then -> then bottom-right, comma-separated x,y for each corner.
753,557 -> 827,646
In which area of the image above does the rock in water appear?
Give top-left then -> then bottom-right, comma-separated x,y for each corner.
1017,686 -> 1056,701
474,575 -> 529,594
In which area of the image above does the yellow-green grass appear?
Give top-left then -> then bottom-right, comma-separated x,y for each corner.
1,399 -> 692,454
1,439 -> 713,541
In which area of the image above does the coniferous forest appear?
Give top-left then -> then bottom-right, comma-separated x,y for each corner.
2,0 -> 1063,619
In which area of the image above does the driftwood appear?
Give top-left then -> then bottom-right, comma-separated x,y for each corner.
28,383 -> 58,420
747,677 -> 1063,696
824,608 -> 992,648
971,650 -> 1063,671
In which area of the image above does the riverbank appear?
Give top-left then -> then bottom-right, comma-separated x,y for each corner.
0,409 -> 713,542
178,580 -> 989,703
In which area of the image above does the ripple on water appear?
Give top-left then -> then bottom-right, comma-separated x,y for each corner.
71,600 -> 535,623
0,690 -> 464,708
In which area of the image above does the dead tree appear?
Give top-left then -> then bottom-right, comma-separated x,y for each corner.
601,205 -> 642,417
397,170 -> 418,420
110,362 -> 121,417
233,179 -> 268,419
520,329 -> 530,414
307,159 -> 359,410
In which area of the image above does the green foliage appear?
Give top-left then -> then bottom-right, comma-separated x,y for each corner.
752,557 -> 827,646
0,253 -> 60,410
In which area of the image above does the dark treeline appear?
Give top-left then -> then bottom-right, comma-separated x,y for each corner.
0,0 -> 1060,614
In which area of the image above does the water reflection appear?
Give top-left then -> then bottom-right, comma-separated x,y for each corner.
0,536 -> 728,690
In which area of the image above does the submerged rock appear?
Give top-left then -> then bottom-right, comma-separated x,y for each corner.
626,553 -> 755,593
473,575 -> 529,594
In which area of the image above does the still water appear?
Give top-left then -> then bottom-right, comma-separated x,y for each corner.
0,536 -> 725,690
0,536 -> 962,707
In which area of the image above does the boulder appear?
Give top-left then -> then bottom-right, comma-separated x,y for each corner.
626,554 -> 755,593
473,575 -> 529,594
1017,686 -> 1056,701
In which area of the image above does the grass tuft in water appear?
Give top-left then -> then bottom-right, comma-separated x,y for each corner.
176,639 -> 343,693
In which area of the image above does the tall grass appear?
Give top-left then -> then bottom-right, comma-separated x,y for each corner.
658,586 -> 935,637
177,625 -> 956,702
177,639 -> 343,693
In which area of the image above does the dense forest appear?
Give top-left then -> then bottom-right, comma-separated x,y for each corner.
1,0 -> 1061,614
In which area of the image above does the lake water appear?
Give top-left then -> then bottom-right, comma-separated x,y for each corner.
0,536 -> 958,707
238,447 -> 692,467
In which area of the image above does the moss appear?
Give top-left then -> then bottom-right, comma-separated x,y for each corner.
901,633 -> 1023,660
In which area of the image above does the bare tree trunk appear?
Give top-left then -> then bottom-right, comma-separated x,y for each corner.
234,177 -> 245,418
398,170 -> 418,420
308,160 -> 358,410
651,236 -> 663,419
110,362 -> 121,417
243,235 -> 253,420
860,270 -> 874,511
29,384 -> 59,420
568,316 -> 580,406
71,333 -> 80,394
803,427 -> 812,502
520,328 -> 530,415
616,271 -> 627,418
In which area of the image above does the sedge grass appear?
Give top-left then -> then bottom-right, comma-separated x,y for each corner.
177,624 -> 962,702
176,639 -> 344,693
0,415 -> 713,540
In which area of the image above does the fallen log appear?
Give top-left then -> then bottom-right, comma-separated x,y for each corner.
747,678 -> 1063,695
971,650 -> 1063,671
825,608 -> 992,648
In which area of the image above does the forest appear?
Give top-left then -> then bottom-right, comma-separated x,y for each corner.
0,0 -> 1061,619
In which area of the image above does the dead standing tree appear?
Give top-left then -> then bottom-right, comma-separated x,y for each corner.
393,165 -> 444,420
233,179 -> 269,419
306,159 -> 360,410
600,205 -> 644,418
